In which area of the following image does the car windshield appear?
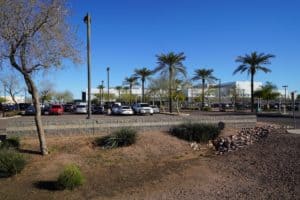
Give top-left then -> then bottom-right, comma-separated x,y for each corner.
140,104 -> 149,107
122,106 -> 130,109
77,105 -> 86,108
52,105 -> 61,109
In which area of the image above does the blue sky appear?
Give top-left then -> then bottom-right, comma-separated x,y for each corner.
39,0 -> 300,98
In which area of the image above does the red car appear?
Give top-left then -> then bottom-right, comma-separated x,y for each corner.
49,105 -> 64,115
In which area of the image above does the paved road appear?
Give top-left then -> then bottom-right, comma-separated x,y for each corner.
257,116 -> 300,128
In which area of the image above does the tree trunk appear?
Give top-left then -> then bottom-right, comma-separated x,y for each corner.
251,73 -> 254,113
23,74 -> 48,155
202,79 -> 205,110
142,79 -> 145,103
169,67 -> 172,113
130,85 -> 132,105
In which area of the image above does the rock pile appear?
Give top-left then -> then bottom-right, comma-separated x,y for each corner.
212,125 -> 276,155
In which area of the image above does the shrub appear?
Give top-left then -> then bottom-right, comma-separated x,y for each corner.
169,123 -> 220,143
202,107 -> 212,112
0,137 -> 20,149
218,121 -> 225,130
0,149 -> 26,177
95,128 -> 137,149
4,111 -> 20,117
57,164 -> 84,190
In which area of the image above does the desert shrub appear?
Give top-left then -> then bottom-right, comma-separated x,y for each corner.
4,111 -> 20,117
202,107 -> 212,111
95,128 -> 137,149
0,149 -> 26,177
0,137 -> 20,149
57,164 -> 84,190
218,121 -> 225,130
169,123 -> 220,143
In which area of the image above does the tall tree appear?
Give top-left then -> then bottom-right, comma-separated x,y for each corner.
233,52 -> 275,112
254,82 -> 280,109
123,76 -> 138,104
148,77 -> 169,112
0,0 -> 80,155
54,90 -> 73,103
134,67 -> 153,102
154,52 -> 186,113
115,86 -> 122,100
192,69 -> 217,109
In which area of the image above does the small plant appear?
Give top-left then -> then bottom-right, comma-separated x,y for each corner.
57,164 -> 84,190
0,137 -> 20,149
202,107 -> 212,111
169,123 -> 220,143
95,128 -> 137,149
218,121 -> 225,130
0,149 -> 26,177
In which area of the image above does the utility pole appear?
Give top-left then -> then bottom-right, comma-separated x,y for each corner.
107,67 -> 110,102
84,13 -> 92,119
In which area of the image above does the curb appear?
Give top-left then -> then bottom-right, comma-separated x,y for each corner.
0,115 -> 21,120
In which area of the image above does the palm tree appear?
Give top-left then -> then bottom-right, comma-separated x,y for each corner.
123,76 -> 139,104
233,52 -> 275,112
97,84 -> 105,104
154,52 -> 186,113
192,69 -> 217,109
254,82 -> 280,110
115,86 -> 122,100
134,67 -> 153,102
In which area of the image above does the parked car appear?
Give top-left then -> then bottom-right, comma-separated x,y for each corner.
111,104 -> 121,115
63,104 -> 74,112
75,104 -> 87,114
92,105 -> 104,114
132,103 -> 154,115
24,105 -> 36,115
118,106 -> 134,115
49,105 -> 64,115
150,105 -> 160,113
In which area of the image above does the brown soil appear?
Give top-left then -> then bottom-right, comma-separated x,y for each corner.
0,128 -> 299,200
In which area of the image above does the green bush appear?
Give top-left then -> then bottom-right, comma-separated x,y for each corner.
57,164 -> 84,190
0,137 -> 20,149
0,149 -> 26,177
95,128 -> 137,149
202,107 -> 212,111
169,123 -> 220,143
4,111 -> 20,117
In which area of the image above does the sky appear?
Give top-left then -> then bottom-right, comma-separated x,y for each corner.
5,0 -> 300,99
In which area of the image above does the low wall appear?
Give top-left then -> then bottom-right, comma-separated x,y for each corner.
6,115 -> 257,137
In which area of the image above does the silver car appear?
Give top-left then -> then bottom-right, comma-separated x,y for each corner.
150,105 -> 160,113
118,106 -> 134,115
75,105 -> 87,114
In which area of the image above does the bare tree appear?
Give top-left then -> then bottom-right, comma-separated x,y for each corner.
39,81 -> 55,104
0,0 -> 80,155
1,73 -> 22,105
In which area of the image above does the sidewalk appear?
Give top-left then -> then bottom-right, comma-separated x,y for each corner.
287,129 -> 300,134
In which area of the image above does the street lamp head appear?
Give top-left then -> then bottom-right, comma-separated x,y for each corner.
84,13 -> 91,24
107,67 -> 110,71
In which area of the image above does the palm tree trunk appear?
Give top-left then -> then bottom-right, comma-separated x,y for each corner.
118,90 -> 121,99
142,79 -> 145,102
23,74 -> 48,155
202,79 -> 205,110
130,85 -> 132,105
251,73 -> 254,113
169,67 -> 172,113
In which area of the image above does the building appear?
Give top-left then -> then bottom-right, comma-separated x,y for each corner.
183,81 -> 263,102
87,81 -> 263,103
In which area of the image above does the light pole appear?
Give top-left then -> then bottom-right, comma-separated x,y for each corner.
84,13 -> 92,119
282,85 -> 288,114
291,91 -> 296,129
107,67 -> 110,102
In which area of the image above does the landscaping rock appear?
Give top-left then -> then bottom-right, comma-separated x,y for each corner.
213,125 -> 277,155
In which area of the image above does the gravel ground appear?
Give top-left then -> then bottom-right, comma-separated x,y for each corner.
114,130 -> 300,200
